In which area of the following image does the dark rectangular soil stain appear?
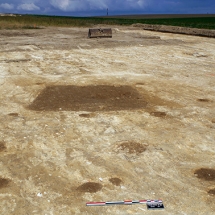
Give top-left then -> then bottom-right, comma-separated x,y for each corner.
28,85 -> 147,111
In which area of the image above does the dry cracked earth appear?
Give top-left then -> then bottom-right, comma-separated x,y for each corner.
0,25 -> 215,215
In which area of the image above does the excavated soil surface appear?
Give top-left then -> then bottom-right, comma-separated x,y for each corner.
0,26 -> 215,215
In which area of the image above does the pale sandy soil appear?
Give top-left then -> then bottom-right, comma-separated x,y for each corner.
0,26 -> 215,215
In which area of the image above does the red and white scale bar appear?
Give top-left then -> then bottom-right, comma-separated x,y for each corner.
86,200 -> 163,206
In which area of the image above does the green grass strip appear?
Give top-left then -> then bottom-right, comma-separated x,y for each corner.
0,15 -> 214,29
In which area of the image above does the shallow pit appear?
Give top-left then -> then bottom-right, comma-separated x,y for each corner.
0,142 -> 6,152
76,182 -> 102,193
79,113 -> 94,118
208,189 -> 215,195
197,99 -> 210,102
0,178 -> 10,189
109,177 -> 122,186
150,111 -> 167,117
28,85 -> 146,112
117,141 -> 147,155
194,168 -> 215,181
8,113 -> 19,117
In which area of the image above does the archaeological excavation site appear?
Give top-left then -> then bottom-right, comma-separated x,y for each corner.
0,24 -> 215,214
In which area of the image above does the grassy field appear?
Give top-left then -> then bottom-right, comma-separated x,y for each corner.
0,14 -> 215,29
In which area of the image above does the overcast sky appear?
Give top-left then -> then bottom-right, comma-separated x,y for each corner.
0,0 -> 214,16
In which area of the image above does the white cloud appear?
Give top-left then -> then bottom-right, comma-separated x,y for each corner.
50,0 -> 107,11
51,0 -> 84,11
0,3 -> 14,10
137,0 -> 147,7
17,3 -> 40,11
50,0 -> 147,12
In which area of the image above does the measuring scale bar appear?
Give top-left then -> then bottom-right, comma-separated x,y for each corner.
86,199 -> 163,206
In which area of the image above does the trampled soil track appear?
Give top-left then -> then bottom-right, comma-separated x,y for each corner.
133,24 -> 215,38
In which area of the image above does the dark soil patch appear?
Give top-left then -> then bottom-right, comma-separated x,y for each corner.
117,141 -> 147,155
197,99 -> 210,102
212,119 -> 215,123
135,35 -> 160,39
0,32 -> 34,37
0,177 -> 10,189
28,85 -> 146,112
0,142 -> 6,152
79,113 -> 93,118
76,182 -> 102,193
150,111 -> 167,117
135,83 -> 145,86
8,113 -> 19,117
4,59 -> 31,63
109,177 -> 122,186
208,189 -> 215,195
194,168 -> 215,181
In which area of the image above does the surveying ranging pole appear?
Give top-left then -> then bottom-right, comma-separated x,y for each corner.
107,8 -> 108,16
